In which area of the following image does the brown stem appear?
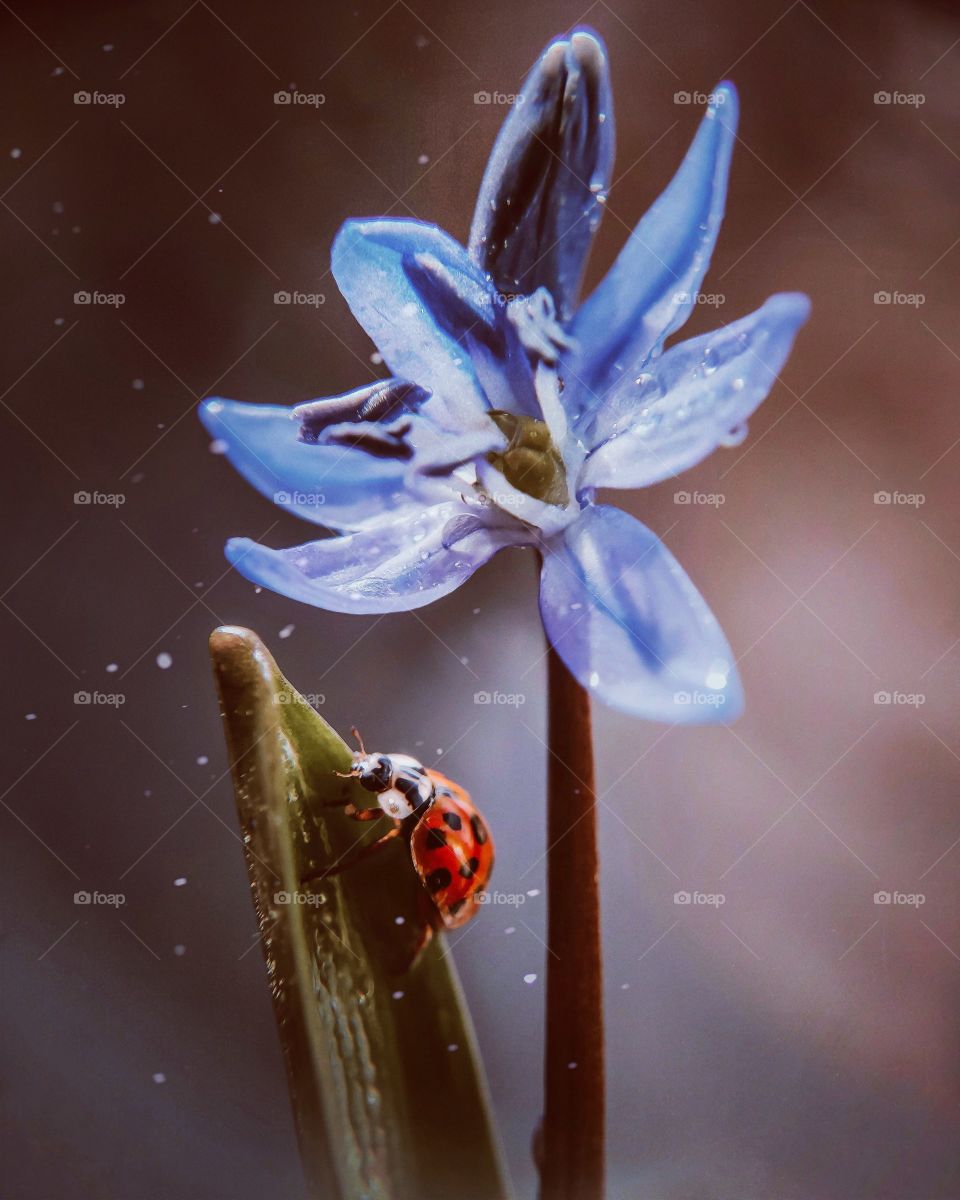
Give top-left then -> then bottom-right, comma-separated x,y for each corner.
539,643 -> 605,1200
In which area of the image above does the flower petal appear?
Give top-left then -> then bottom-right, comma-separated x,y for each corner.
225,501 -> 531,614
567,84 -> 738,410
539,505 -> 742,722
332,218 -> 537,427
199,397 -> 415,530
577,293 -> 811,490
469,29 -> 615,322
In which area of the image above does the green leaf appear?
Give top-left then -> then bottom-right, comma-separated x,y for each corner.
209,625 -> 509,1200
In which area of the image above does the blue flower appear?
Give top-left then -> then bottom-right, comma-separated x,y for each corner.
200,30 -> 810,723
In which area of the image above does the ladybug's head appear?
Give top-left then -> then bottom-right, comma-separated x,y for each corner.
342,731 -> 434,820
352,752 -> 395,794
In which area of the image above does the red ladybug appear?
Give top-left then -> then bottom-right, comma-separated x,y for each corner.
306,729 -> 494,964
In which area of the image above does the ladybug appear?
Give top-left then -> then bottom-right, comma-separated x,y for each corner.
305,729 -> 494,965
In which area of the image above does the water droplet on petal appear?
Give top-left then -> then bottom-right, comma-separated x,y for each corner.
719,422 -> 748,447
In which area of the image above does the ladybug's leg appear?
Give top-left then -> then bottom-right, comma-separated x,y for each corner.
317,797 -> 379,818
395,918 -> 434,975
300,824 -> 401,885
344,803 -> 381,821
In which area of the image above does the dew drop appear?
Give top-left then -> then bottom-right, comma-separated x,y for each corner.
523,973 -> 537,985
156,652 -> 173,669
719,422 -> 748,447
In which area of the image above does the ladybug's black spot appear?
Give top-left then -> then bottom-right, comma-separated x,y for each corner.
449,899 -> 466,915
442,810 -> 463,831
425,827 -> 447,850
426,867 -> 452,893
458,860 -> 475,880
470,814 -> 488,845
397,776 -> 422,801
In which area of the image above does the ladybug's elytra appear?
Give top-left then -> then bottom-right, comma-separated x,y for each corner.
303,728 -> 494,966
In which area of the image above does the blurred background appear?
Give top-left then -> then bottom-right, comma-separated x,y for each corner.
2,1 -> 959,1197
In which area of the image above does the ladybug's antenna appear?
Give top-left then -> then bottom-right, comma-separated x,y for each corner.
350,726 -> 367,755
